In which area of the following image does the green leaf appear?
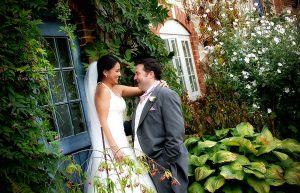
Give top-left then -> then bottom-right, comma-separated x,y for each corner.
215,128 -> 230,138
188,182 -> 205,193
272,151 -> 290,161
243,162 -> 266,179
279,139 -> 300,153
185,137 -> 200,148
195,165 -> 215,181
222,184 -> 243,193
204,175 -> 226,193
197,140 -> 217,149
232,122 -> 254,137
189,154 -> 209,166
265,164 -> 285,186
210,150 -> 238,164
247,175 -> 270,193
284,162 -> 300,185
256,139 -> 282,156
220,164 -> 244,180
221,137 -> 257,154
255,126 -> 274,145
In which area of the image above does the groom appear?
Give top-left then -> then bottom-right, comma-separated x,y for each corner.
131,58 -> 188,193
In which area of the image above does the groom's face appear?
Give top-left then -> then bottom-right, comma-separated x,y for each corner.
134,64 -> 152,91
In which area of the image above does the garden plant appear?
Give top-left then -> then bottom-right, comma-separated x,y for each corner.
186,122 -> 300,193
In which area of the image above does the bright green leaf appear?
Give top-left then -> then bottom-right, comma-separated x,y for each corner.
284,162 -> 300,185
189,154 -> 209,166
279,139 -> 300,153
197,140 -> 217,149
195,165 -> 215,181
188,182 -> 205,193
210,150 -> 238,164
232,122 -> 254,137
265,164 -> 285,186
204,175 -> 226,193
220,164 -> 244,180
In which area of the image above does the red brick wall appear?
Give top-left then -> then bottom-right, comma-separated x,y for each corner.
273,0 -> 300,13
151,5 -> 206,95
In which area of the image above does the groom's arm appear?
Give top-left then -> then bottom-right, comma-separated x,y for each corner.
124,120 -> 132,136
161,89 -> 185,163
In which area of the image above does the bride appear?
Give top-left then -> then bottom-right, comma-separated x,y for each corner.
84,55 -> 158,193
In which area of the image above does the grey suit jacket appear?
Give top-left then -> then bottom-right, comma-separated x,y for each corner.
132,85 -> 188,193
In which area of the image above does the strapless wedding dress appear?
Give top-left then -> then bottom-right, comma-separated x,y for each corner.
85,83 -> 157,193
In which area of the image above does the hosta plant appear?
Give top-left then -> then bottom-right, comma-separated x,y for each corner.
185,122 -> 300,193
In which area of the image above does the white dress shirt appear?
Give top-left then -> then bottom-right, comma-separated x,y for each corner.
134,81 -> 159,156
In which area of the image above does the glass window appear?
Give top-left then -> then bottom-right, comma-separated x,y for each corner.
45,37 -> 87,139
162,35 -> 200,99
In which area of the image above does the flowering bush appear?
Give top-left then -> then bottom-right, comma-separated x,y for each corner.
194,1 -> 300,139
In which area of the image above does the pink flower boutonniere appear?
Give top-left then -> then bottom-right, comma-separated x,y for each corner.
149,96 -> 156,102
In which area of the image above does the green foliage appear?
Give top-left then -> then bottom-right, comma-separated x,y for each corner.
182,74 -> 269,136
84,0 -> 181,115
0,1 -> 67,192
186,122 -> 300,193
209,4 -> 300,139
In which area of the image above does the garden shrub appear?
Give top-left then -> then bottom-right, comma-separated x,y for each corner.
183,0 -> 300,140
185,122 -> 300,193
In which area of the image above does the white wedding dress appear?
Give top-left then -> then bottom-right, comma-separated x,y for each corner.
84,62 -> 157,193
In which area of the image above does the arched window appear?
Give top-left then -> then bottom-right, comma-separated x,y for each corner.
160,20 -> 200,99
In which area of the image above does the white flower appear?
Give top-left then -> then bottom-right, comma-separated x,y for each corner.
292,41 -> 296,45
246,84 -> 251,89
267,108 -> 272,114
254,2 -> 258,6
149,96 -> 156,102
242,71 -> 249,79
229,74 -> 234,78
207,26 -> 212,31
277,69 -> 281,73
287,9 -> 291,14
216,21 -> 221,26
244,57 -> 250,64
284,87 -> 290,93
252,103 -> 259,108
206,9 -> 210,13
278,62 -> 283,67
203,14 -> 207,18
274,37 -> 280,44
233,52 -> 237,56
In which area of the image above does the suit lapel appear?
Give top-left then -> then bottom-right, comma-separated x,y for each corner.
137,85 -> 162,129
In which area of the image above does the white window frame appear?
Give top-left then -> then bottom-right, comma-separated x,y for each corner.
160,20 -> 200,100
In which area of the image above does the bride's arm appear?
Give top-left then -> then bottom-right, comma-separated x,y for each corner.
116,80 -> 169,97
117,85 -> 143,97
95,85 -> 124,161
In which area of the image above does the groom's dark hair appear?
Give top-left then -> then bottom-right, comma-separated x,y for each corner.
97,55 -> 119,82
136,57 -> 162,80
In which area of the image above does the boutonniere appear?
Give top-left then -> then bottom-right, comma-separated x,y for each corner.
149,95 -> 156,102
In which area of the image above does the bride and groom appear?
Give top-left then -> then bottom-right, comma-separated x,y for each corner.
84,55 -> 188,193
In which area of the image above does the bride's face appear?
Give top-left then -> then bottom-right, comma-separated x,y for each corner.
105,62 -> 121,84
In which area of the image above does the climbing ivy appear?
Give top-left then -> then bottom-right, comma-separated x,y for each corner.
0,1 -> 67,192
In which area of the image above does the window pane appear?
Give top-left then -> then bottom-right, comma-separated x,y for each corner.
70,102 -> 86,134
64,70 -> 78,100
56,38 -> 71,68
45,38 -> 59,68
56,104 -> 73,138
50,71 -> 67,103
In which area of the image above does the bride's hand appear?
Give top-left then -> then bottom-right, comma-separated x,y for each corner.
160,80 -> 169,88
112,146 -> 124,161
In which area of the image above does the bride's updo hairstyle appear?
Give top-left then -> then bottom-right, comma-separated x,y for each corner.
96,55 -> 119,83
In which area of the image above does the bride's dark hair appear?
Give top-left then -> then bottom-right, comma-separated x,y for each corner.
97,55 -> 119,83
